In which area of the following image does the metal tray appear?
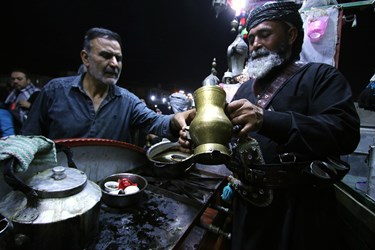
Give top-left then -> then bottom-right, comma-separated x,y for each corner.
93,169 -> 225,250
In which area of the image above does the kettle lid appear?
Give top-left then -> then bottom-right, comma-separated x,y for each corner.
26,166 -> 87,198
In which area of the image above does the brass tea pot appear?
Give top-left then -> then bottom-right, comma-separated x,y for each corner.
189,85 -> 233,164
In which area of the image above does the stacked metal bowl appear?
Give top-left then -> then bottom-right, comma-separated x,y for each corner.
100,173 -> 148,208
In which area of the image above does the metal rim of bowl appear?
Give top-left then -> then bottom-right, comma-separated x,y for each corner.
100,173 -> 148,196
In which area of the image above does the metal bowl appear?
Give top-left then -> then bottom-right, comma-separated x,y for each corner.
100,173 -> 148,208
146,140 -> 195,178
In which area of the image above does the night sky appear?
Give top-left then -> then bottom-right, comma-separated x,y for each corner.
1,0 -> 235,94
1,0 -> 374,98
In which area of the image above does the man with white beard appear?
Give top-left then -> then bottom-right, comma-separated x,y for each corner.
182,1 -> 360,250
224,2 -> 361,250
247,47 -> 285,79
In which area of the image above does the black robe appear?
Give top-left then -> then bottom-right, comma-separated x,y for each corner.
230,62 -> 360,250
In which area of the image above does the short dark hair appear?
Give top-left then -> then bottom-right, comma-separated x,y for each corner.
10,68 -> 30,79
83,27 -> 122,52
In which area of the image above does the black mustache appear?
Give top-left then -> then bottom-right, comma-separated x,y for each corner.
105,68 -> 119,75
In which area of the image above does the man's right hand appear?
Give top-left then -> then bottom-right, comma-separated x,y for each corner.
225,99 -> 264,138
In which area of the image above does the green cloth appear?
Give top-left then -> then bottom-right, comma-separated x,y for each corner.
0,135 -> 57,172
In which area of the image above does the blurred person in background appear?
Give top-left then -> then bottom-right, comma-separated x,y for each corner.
169,92 -> 192,113
4,69 -> 40,133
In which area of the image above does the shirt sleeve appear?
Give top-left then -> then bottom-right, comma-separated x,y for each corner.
0,109 -> 16,137
20,86 -> 50,136
128,95 -> 175,140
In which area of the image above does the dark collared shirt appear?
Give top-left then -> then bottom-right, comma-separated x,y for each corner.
21,75 -> 173,142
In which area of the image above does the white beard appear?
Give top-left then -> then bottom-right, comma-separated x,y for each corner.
247,49 -> 285,79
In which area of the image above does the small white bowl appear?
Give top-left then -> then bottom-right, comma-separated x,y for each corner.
124,185 -> 140,195
104,181 -> 119,193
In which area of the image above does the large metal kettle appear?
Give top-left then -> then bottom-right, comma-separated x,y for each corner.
0,157 -> 101,250
189,85 -> 232,164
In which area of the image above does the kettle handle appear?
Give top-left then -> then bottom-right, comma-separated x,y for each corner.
3,157 -> 38,208
55,143 -> 78,169
2,146 -> 77,208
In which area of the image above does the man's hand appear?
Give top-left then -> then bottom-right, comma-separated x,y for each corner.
170,109 -> 196,133
170,109 -> 196,153
225,99 -> 263,138
178,126 -> 192,153
18,100 -> 31,109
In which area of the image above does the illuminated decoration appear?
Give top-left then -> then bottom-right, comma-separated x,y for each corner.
214,0 -> 269,34
228,0 -> 247,16
228,0 -> 252,35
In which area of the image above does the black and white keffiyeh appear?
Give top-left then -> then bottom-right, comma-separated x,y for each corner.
246,1 -> 303,31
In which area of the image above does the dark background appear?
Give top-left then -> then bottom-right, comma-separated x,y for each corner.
0,0 -> 374,99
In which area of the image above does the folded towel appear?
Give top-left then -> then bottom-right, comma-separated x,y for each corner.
0,135 -> 57,172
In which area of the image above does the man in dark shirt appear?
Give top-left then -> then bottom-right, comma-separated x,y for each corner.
180,1 -> 360,249
22,27 -> 193,142
5,69 -> 40,133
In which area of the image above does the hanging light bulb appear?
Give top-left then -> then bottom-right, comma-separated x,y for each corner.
227,0 -> 247,16
212,0 -> 228,18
